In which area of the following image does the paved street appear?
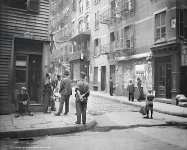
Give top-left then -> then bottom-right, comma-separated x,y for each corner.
0,95 -> 187,150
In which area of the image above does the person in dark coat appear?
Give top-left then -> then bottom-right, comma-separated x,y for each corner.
51,75 -> 61,111
75,72 -> 90,124
137,77 -> 144,101
127,80 -> 135,102
43,73 -> 53,113
109,77 -> 113,96
15,87 -> 33,117
55,70 -> 72,116
145,90 -> 154,119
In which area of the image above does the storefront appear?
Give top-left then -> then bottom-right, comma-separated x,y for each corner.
180,43 -> 187,96
152,43 -> 180,99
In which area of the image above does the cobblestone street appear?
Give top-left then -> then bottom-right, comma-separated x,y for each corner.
87,95 -> 138,115
1,95 -> 187,150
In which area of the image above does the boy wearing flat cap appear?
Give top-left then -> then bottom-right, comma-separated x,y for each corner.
16,87 -> 33,117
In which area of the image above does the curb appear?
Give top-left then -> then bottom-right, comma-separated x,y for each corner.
0,120 -> 97,139
91,93 -> 187,118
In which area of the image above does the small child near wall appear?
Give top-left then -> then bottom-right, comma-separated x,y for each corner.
145,89 -> 155,119
15,87 -> 33,117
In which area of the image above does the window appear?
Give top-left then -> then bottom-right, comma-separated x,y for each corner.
86,0 -> 90,9
178,9 -> 187,39
94,0 -> 100,5
72,0 -> 76,11
120,28 -> 124,48
4,0 -> 40,12
16,55 -> 27,83
124,26 -> 131,48
85,15 -> 90,30
95,12 -> 99,30
79,0 -> 83,13
155,11 -> 166,41
124,0 -> 132,11
78,20 -> 84,32
110,32 -> 115,42
115,30 -> 120,48
94,38 -> 100,56
110,32 -> 115,51
95,39 -> 99,46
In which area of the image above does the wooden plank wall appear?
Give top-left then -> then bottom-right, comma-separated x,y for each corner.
0,0 -> 49,114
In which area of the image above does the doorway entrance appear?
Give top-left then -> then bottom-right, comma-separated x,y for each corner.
155,57 -> 172,98
15,54 -> 42,103
101,66 -> 106,91
180,66 -> 187,96
28,55 -> 42,103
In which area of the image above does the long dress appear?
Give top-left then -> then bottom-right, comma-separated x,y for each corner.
137,80 -> 144,101
43,79 -> 53,113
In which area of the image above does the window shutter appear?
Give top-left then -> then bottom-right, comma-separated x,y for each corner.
120,28 -> 124,48
184,9 -> 187,39
27,0 -> 40,12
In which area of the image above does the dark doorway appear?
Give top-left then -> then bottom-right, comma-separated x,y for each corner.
155,57 -> 171,98
110,65 -> 115,81
101,66 -> 106,91
28,55 -> 42,103
180,67 -> 187,97
166,63 -> 172,98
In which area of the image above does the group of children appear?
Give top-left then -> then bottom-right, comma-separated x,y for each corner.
127,79 -> 155,119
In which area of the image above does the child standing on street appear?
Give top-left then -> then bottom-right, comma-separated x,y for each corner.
145,89 -> 155,119
15,87 -> 33,117
127,80 -> 135,102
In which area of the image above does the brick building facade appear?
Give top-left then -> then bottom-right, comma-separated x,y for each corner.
50,0 -> 187,99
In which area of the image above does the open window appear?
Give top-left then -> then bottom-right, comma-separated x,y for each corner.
178,9 -> 187,39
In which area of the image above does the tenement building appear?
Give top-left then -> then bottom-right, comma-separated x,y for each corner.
69,0 -> 91,81
0,0 -> 51,114
49,0 -> 187,100
89,0 -> 187,99
49,0 -> 73,77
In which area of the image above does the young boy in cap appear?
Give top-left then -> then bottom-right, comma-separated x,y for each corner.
145,89 -> 155,119
16,87 -> 33,117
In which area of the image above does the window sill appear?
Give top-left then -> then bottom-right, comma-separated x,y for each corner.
154,38 -> 167,45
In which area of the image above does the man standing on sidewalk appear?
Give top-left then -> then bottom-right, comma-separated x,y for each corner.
75,72 -> 90,124
109,77 -> 113,96
55,70 -> 72,116
127,80 -> 135,102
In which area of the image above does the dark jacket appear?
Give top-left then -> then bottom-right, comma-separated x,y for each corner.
43,82 -> 53,96
76,80 -> 90,99
59,78 -> 72,96
17,93 -> 29,103
127,83 -> 135,93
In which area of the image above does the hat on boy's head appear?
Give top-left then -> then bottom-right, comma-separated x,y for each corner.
21,86 -> 27,90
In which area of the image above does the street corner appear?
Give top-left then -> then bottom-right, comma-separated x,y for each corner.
0,113 -> 97,139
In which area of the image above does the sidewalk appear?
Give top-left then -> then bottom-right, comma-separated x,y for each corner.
91,91 -> 187,118
0,98 -> 96,138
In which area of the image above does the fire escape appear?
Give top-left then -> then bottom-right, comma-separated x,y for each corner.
99,0 -> 136,62
99,0 -> 135,25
